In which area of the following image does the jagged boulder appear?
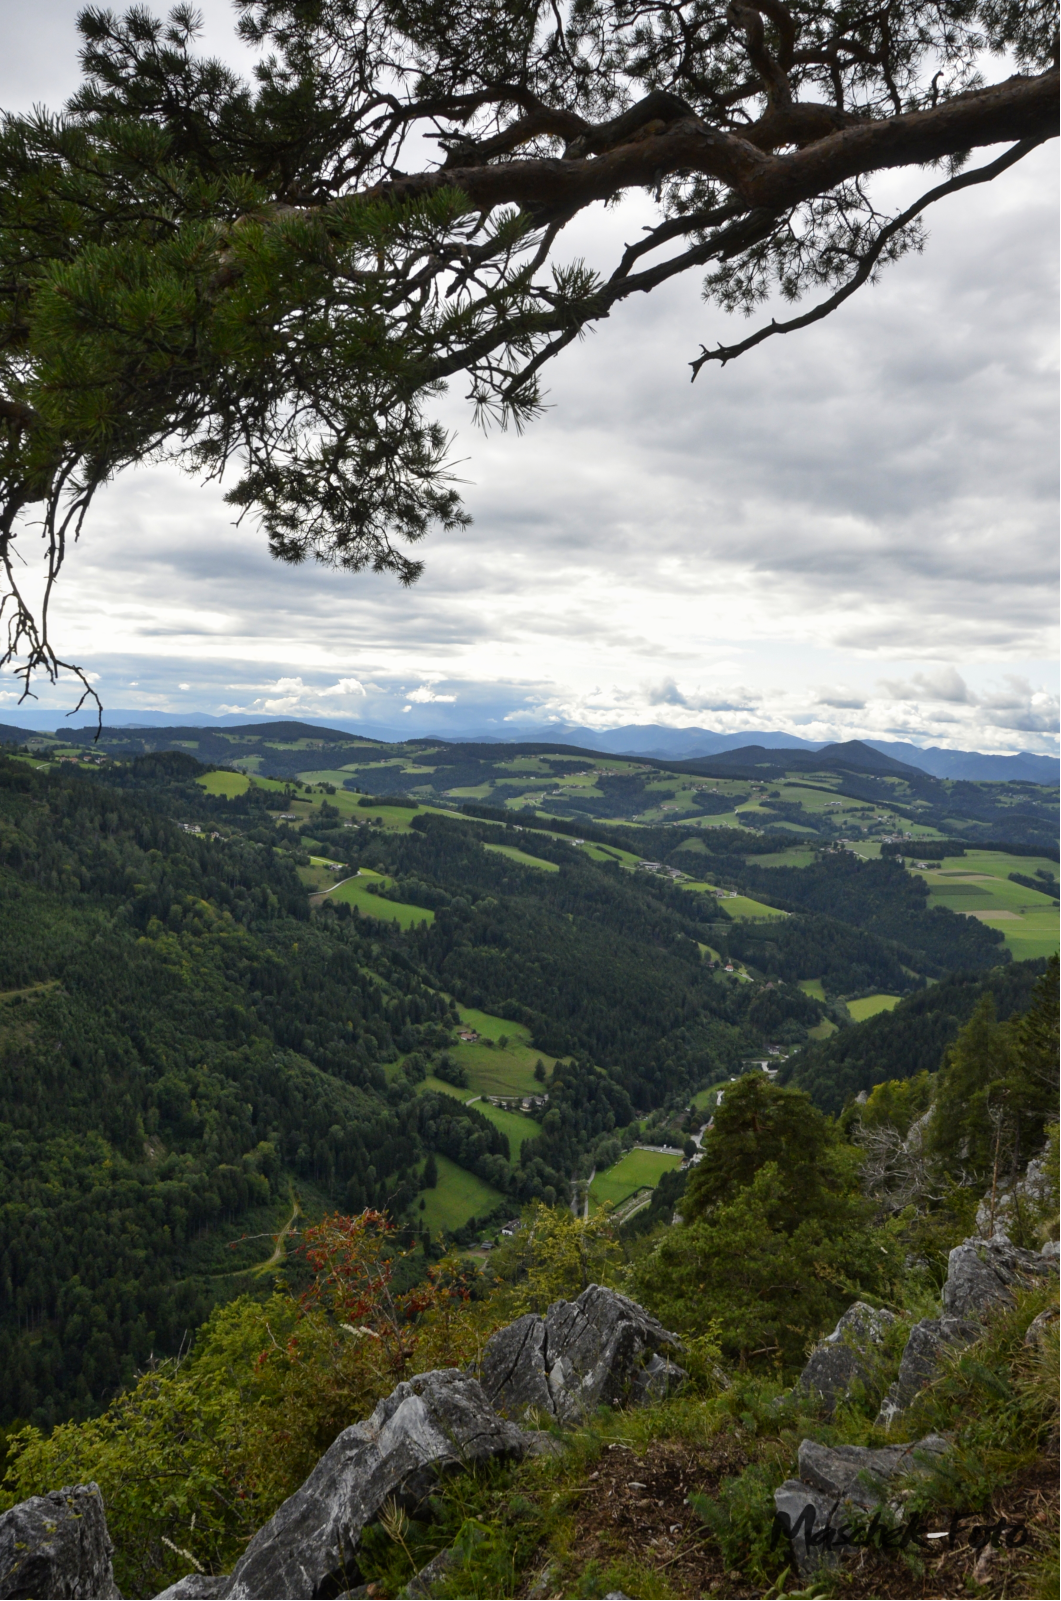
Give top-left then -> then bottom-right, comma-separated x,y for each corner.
795,1302 -> 896,1416
479,1285 -> 685,1425
773,1436 -> 949,1574
942,1236 -> 1057,1321
0,1483 -> 120,1599
220,1369 -> 528,1600
154,1580 -> 227,1600
797,1436 -> 948,1505
875,1315 -> 979,1426
877,1236 -> 1059,1427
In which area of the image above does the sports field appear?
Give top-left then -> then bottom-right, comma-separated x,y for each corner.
589,1148 -> 682,1212
417,1153 -> 505,1234
847,994 -> 901,1022
325,870 -> 434,928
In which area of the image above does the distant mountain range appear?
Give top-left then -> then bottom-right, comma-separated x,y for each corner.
1,712 -> 1056,784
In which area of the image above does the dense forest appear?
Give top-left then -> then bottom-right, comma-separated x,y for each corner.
0,755 -> 792,1426
782,961 -> 1050,1112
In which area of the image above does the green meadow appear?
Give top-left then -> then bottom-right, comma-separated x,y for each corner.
324,870 -> 434,928
415,1075 -> 538,1163
846,993 -> 902,1022
589,1148 -> 683,1212
798,978 -> 827,1001
681,882 -> 786,921
196,770 -> 250,797
416,1153 -> 505,1234
435,1006 -> 557,1099
913,852 -> 1058,961
482,842 -> 559,872
471,1101 -> 538,1161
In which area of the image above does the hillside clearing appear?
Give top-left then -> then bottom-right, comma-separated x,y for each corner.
324,872 -> 434,928
590,1148 -> 683,1213
416,1152 -> 505,1234
847,993 -> 901,1021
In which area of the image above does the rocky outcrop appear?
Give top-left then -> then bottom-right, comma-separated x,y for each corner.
975,1157 -> 1055,1243
875,1315 -> 979,1426
0,1483 -> 120,1600
480,1285 -> 685,1425
222,1369 -> 528,1600
1023,1303 -> 1059,1349
154,1580 -> 227,1600
942,1236 -> 1057,1320
795,1302 -> 896,1416
773,1436 -> 949,1574
877,1236 -> 1058,1427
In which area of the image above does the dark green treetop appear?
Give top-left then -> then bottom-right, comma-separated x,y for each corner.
684,1070 -> 858,1232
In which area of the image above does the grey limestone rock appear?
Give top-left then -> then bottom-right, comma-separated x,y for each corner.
0,1483 -> 120,1600
875,1314 -> 979,1426
772,1479 -> 859,1574
975,1158 -> 1055,1243
796,1302 -> 896,1416
401,1546 -> 456,1599
797,1436 -> 948,1508
221,1368 -> 527,1600
942,1236 -> 1058,1321
153,1579 -> 228,1600
877,1235 -> 1059,1426
775,1435 -> 949,1575
1023,1304 -> 1060,1349
480,1284 -> 685,1425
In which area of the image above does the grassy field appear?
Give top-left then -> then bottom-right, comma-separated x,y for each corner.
691,1085 -> 724,1113
590,1148 -> 683,1213
456,1006 -> 530,1042
912,852 -> 1058,961
847,993 -> 902,1022
482,842 -> 559,872
577,841 -> 643,868
798,978 -> 827,1001
682,883 -> 786,921
324,870 -> 434,928
470,1100 -> 538,1161
197,770 -> 250,797
433,1006 -> 555,1099
807,1017 -> 838,1038
415,1075 -> 538,1163
453,1043 -> 545,1099
416,1153 -> 505,1234
298,862 -> 345,891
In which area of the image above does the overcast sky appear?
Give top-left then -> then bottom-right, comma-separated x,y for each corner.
2,1 -> 1057,752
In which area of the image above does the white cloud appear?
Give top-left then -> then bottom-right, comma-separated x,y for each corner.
178,682 -> 190,691
319,677 -> 366,697
406,685 -> 456,703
